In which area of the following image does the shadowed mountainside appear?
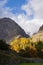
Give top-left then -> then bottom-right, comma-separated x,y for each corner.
0,18 -> 29,42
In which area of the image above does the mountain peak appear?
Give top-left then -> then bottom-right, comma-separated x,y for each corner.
0,18 -> 29,43
39,25 -> 43,32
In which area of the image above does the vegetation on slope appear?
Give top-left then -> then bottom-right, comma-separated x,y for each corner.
0,39 -> 43,65
9,37 -> 43,58
0,39 -> 9,50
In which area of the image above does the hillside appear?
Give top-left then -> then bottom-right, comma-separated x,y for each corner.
0,19 -> 43,64
9,25 -> 43,58
39,25 -> 43,32
0,49 -> 43,65
0,18 -> 29,43
31,25 -> 43,42
31,32 -> 43,42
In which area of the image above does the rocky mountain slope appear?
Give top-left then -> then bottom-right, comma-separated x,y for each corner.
0,18 -> 29,42
39,25 -> 43,32
31,25 -> 43,42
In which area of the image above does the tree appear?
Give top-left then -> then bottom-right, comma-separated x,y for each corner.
0,39 -> 9,50
18,49 -> 25,57
35,40 -> 43,58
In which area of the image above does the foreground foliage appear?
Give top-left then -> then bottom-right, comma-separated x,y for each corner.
0,39 -> 9,50
0,39 -> 43,65
9,37 -> 43,58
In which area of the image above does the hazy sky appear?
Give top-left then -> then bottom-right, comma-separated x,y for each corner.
0,0 -> 43,35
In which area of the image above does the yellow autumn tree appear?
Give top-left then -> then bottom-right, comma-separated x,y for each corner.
9,37 -> 37,52
19,38 -> 30,50
9,38 -> 20,52
9,37 -> 31,52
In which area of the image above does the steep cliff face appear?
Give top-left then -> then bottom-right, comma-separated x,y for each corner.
0,18 -> 29,42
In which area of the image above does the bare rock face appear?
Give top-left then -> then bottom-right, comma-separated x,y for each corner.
0,18 -> 29,42
39,25 -> 43,32
31,25 -> 43,42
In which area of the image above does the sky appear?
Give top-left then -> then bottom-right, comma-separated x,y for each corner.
0,0 -> 43,35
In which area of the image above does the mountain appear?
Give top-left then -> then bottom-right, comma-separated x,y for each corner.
31,25 -> 43,42
39,25 -> 43,32
0,18 -> 29,43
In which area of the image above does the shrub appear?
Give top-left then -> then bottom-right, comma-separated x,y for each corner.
0,39 -> 9,50
35,40 -> 43,58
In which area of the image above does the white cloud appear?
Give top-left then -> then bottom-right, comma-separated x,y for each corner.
30,0 -> 43,19
21,0 -> 43,19
0,0 -> 18,22
22,4 -> 33,16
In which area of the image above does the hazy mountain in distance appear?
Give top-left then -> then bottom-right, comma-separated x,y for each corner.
0,18 -> 29,43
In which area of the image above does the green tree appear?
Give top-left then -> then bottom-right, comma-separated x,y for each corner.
0,39 -> 9,50
35,40 -> 43,58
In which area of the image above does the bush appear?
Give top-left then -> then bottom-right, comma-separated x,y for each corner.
0,39 -> 9,50
35,40 -> 43,58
